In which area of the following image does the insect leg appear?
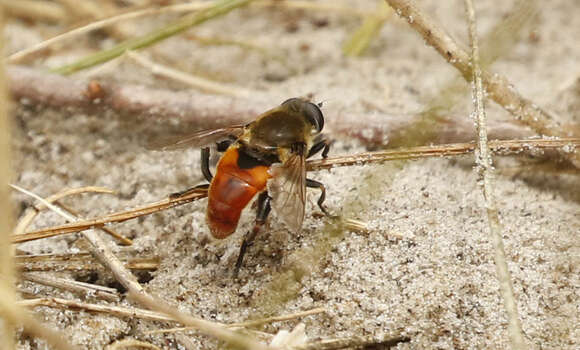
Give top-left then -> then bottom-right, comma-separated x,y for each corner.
306,178 -> 331,216
169,183 -> 209,199
200,147 -> 213,182
307,136 -> 331,159
233,191 -> 272,277
216,137 -> 236,152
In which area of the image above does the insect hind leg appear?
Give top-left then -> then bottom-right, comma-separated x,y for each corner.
234,191 -> 272,277
306,178 -> 332,216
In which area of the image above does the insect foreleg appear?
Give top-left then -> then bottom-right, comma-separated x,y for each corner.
307,137 -> 331,159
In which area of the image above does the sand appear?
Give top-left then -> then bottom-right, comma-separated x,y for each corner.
6,0 -> 579,349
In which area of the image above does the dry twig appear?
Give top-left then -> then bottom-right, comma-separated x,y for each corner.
464,1 -> 526,348
21,273 -> 120,302
148,307 -> 327,334
15,252 -> 160,272
7,2 -> 211,63
383,0 -> 579,166
14,186 -> 269,349
290,334 -> 410,350
12,138 -> 579,243
19,297 -> 175,323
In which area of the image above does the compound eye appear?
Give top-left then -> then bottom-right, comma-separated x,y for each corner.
303,102 -> 324,132
281,97 -> 302,108
281,98 -> 324,132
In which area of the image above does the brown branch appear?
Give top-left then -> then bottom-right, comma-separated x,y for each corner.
7,66 -> 535,146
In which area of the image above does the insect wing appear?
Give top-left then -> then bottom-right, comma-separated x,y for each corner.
267,153 -> 306,233
147,125 -> 245,151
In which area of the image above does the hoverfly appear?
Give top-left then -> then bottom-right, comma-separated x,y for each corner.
156,98 -> 331,275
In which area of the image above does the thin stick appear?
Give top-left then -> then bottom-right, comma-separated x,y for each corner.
129,291 -> 271,350
19,297 -> 175,323
126,51 -> 253,97
106,339 -> 162,350
11,184 -> 131,245
15,252 -> 160,272
21,273 -> 120,302
8,1 -> 370,64
12,138 -> 579,243
52,0 -> 255,75
306,138 -> 580,171
148,307 -> 326,334
0,292 -> 79,350
7,2 -> 212,63
231,307 -> 326,328
290,334 -> 410,350
14,186 -> 115,234
58,202 -> 133,245
12,187 -> 208,243
14,187 -> 270,350
464,1 -> 526,349
383,0 -> 578,165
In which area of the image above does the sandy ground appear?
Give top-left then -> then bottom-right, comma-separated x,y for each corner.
6,0 -> 579,349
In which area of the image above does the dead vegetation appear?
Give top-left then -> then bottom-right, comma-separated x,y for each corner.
2,0 -> 579,349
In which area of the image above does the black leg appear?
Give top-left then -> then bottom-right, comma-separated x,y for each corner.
169,183 -> 209,199
306,178 -> 331,216
233,191 -> 272,277
216,139 -> 234,152
307,137 -> 331,159
200,147 -> 213,182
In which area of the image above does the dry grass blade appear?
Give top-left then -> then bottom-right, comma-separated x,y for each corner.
52,0 -> 255,75
8,2 -> 212,63
343,1 -> 392,56
11,184 -> 131,245
13,186 -> 269,349
106,339 -> 162,350
8,0 -> 372,64
21,273 -> 120,302
290,334 -> 410,350
15,252 -> 160,272
464,1 -> 527,348
19,297 -> 175,323
12,187 -> 208,243
14,186 -> 115,234
149,307 -> 326,334
127,51 -> 254,97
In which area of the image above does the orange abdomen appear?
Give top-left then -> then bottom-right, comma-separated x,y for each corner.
207,147 -> 271,238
